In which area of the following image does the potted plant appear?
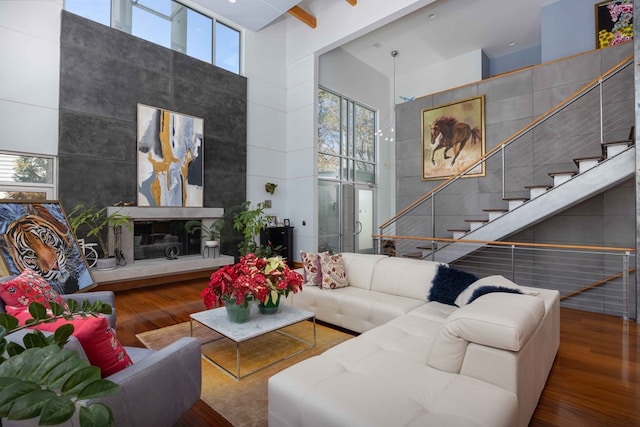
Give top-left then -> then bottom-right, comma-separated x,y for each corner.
185,218 -> 225,249
201,254 -> 303,321
232,201 -> 277,257
0,299 -> 117,426
68,204 -> 133,270
249,255 -> 303,314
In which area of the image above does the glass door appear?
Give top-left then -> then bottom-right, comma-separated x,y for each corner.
355,184 -> 374,253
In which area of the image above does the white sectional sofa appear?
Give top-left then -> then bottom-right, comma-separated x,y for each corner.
269,252 -> 560,427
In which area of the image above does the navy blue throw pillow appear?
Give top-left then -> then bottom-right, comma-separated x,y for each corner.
467,285 -> 523,304
428,265 -> 478,305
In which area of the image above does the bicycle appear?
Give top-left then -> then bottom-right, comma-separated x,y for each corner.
77,238 -> 99,268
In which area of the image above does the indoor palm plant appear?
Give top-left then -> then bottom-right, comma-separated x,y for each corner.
185,218 -> 225,248
0,299 -> 116,427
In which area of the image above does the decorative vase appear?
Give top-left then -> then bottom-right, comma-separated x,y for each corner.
95,257 -> 117,270
258,293 -> 281,315
224,299 -> 251,323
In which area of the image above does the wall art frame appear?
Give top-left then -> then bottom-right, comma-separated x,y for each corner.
595,0 -> 633,49
0,200 -> 95,294
421,95 -> 486,181
137,104 -> 204,207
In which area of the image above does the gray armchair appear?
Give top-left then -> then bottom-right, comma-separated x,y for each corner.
2,291 -> 202,427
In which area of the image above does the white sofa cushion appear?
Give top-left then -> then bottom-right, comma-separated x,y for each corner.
269,314 -> 519,427
340,252 -> 388,289
287,285 -> 426,333
428,292 -> 545,373
370,257 -> 444,300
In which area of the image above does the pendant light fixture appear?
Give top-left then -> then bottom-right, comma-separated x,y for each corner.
377,50 -> 398,143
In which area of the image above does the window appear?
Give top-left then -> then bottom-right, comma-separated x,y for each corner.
0,153 -> 56,200
318,88 -> 376,184
317,88 -> 377,254
65,0 -> 240,74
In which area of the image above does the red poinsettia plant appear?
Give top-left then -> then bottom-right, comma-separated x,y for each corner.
202,253 -> 303,309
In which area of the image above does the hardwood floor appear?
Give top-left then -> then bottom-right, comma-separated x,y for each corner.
113,277 -> 640,426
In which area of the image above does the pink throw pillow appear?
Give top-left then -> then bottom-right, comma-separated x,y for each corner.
0,269 -> 64,309
10,307 -> 133,377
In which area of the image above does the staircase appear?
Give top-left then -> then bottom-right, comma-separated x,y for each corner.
425,140 -> 634,264
378,56 -> 635,265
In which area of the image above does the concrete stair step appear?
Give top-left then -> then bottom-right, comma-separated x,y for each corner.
464,219 -> 489,231
447,229 -> 469,240
483,208 -> 508,221
524,185 -> 551,199
573,156 -> 604,173
548,171 -> 576,186
504,197 -> 529,210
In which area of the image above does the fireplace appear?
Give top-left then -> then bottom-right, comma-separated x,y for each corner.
107,207 -> 224,263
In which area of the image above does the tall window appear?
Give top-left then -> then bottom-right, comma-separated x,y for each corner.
318,88 -> 376,254
0,153 -> 56,200
318,89 -> 376,183
65,0 -> 241,74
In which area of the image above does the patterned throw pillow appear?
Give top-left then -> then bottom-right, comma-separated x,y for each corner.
9,307 -> 133,378
0,268 -> 65,308
300,251 -> 325,286
319,253 -> 349,290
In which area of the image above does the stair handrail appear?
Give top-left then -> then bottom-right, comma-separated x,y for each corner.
378,55 -> 633,237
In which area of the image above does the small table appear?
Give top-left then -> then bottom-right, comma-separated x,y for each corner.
190,304 -> 316,380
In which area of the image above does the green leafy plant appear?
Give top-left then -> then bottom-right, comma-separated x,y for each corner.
185,218 -> 225,242
0,300 -> 117,426
232,201 -> 276,257
68,205 -> 133,258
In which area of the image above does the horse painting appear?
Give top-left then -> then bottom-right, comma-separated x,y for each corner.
429,116 -> 481,166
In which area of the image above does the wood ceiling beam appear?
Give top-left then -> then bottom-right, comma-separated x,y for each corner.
288,6 -> 317,29
345,0 -> 357,5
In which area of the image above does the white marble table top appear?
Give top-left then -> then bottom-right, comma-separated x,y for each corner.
190,303 -> 314,342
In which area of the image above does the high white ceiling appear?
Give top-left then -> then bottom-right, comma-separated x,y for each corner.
188,0 -> 302,32
190,0 -> 556,78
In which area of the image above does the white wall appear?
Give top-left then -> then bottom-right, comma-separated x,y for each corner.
396,49 -> 484,99
0,0 -> 62,156
243,21 -> 289,219
280,0 -> 436,256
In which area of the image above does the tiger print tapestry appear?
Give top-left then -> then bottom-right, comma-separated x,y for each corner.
0,201 -> 95,294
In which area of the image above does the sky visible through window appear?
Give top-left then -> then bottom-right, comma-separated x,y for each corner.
65,0 -> 239,73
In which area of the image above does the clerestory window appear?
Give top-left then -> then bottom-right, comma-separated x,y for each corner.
65,0 -> 241,74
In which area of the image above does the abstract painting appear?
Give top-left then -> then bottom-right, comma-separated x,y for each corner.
137,104 -> 204,207
422,95 -> 485,180
0,201 -> 95,293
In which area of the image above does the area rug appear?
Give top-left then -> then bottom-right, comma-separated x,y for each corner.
136,319 -> 354,426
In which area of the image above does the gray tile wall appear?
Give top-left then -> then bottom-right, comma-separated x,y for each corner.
395,42 -> 634,248
58,11 -> 247,254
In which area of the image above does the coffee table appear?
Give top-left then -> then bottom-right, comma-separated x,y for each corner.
190,304 -> 316,380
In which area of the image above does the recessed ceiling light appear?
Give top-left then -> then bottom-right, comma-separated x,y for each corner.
229,0 -> 237,3
508,41 -> 516,46
428,13 -> 437,19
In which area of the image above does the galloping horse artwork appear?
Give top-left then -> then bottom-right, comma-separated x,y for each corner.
429,117 -> 481,166
422,96 -> 485,180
